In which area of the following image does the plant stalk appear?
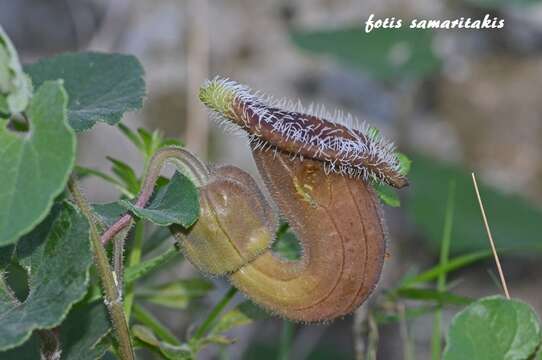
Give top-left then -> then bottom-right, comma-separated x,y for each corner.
68,177 -> 135,360
431,181 -> 455,360
277,320 -> 294,360
124,220 -> 144,319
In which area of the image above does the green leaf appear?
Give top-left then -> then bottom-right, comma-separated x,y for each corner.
272,222 -> 301,261
374,183 -> 400,207
124,246 -> 181,285
133,303 -> 180,346
58,301 -> 111,360
120,171 -> 199,227
132,325 -> 192,360
209,301 -> 268,336
397,152 -> 412,176
0,335 -> 41,359
443,296 -> 542,360
0,26 -> 32,114
143,226 -> 174,253
401,250 -> 492,287
137,278 -> 214,309
92,202 -> 127,228
290,27 -> 440,80
0,202 -> 93,350
107,156 -> 140,195
75,165 -> 133,198
25,52 -> 145,132
406,154 -> 542,254
118,123 -> 144,152
0,80 -> 75,246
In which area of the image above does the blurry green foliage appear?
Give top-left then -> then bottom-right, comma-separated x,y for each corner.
290,27 -> 441,80
406,154 -> 542,254
465,0 -> 542,9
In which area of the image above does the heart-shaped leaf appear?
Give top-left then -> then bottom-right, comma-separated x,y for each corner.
443,296 -> 541,360
0,80 -> 75,246
0,202 -> 93,350
25,52 -> 145,132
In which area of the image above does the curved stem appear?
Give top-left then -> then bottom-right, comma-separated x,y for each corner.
100,147 -> 209,245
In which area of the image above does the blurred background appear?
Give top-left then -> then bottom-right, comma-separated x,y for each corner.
2,0 -> 542,359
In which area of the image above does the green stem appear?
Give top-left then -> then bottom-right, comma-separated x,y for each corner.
68,177 -> 135,360
277,320 -> 294,360
431,181 -> 456,360
133,303 -> 180,345
124,220 -> 145,319
193,287 -> 238,341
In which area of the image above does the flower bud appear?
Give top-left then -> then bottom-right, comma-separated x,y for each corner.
173,166 -> 276,275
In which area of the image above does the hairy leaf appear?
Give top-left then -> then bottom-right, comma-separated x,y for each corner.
443,296 -> 541,360
59,301 -> 111,360
0,202 -> 92,350
120,171 -> 199,227
92,202 -> 127,228
0,81 -> 74,246
25,52 -> 145,131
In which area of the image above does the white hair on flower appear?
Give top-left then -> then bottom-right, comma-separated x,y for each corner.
199,76 -> 408,188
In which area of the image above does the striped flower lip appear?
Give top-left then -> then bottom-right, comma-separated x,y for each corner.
199,76 -> 408,189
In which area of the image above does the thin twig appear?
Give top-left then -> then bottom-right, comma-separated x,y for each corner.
100,147 -> 209,245
471,172 -> 511,299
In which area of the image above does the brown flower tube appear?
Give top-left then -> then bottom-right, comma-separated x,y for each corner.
228,149 -> 386,322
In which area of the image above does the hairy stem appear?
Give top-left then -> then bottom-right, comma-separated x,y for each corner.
68,177 -> 135,360
101,147 -> 209,245
124,220 -> 144,319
